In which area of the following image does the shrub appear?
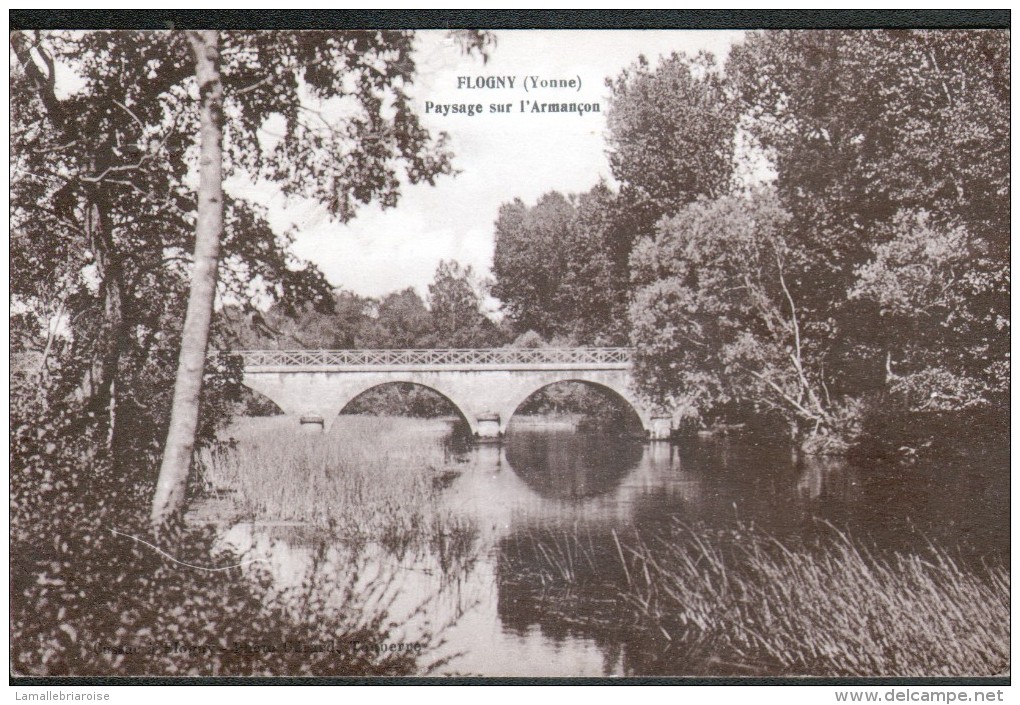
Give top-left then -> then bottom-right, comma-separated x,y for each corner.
11,405 -> 438,676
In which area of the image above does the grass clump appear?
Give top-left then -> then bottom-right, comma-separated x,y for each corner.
503,522 -> 1009,677
198,416 -> 474,552
626,523 -> 1008,676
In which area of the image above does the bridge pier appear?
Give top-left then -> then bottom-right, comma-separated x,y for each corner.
299,415 -> 325,433
648,414 -> 674,441
475,412 -> 501,441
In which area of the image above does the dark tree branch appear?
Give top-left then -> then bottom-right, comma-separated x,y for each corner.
11,31 -> 67,131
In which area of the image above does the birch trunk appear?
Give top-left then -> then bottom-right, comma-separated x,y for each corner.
150,31 -> 223,531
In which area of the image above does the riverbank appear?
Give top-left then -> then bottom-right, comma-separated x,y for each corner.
11,440 -> 443,676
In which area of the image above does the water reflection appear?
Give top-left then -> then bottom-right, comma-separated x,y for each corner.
226,419 -> 1008,676
504,430 -> 641,500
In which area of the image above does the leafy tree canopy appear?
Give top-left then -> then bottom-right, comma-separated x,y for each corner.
492,184 -> 631,345
626,29 -> 1008,451
11,29 -> 490,460
606,51 -> 738,234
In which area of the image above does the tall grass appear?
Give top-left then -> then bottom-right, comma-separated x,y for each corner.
198,416 -> 474,554
505,522 -> 1009,677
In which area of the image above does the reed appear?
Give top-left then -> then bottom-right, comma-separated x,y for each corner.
511,522 -> 1009,677
198,416 -> 474,552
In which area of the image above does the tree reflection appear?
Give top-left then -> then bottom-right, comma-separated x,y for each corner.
504,430 -> 642,500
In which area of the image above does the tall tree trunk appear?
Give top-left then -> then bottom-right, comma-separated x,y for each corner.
150,30 -> 223,531
81,197 -> 124,417
63,196 -> 126,458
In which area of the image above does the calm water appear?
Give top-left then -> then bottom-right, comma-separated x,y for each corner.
223,419 -> 1008,677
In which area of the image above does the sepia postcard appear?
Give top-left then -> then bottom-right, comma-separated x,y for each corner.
9,11 -> 1010,690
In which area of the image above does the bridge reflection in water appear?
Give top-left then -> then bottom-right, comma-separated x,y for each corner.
229,348 -> 673,439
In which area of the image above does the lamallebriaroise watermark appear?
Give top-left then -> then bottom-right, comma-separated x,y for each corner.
15,693 -> 111,701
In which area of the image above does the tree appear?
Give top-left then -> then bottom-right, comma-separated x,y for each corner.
605,51 -> 738,236
492,49 -> 738,347
492,186 -> 631,345
629,30 -> 1008,454
151,29 -> 492,528
151,31 -> 224,528
557,183 -> 632,345
11,29 -> 492,529
425,260 -> 504,348
849,210 -> 1003,413
727,29 -> 1009,416
218,290 -> 374,350
631,188 -> 860,450
12,30 -> 328,467
492,192 -> 576,339
362,288 -> 435,348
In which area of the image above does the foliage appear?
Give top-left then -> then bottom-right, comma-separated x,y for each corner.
10,27 -> 493,673
219,290 -> 371,350
221,260 -> 508,354
11,32 -> 314,466
492,192 -> 577,339
727,29 -> 1009,415
631,188 -> 859,449
606,51 -> 738,235
12,28 -> 493,462
849,210 -> 1006,413
424,260 -> 505,347
10,401 -> 435,676
729,30 -> 1008,242
492,185 -> 631,344
617,30 -> 1009,453
512,382 -> 637,430
559,185 -> 634,345
343,383 -> 459,419
363,288 -> 436,348
487,31 -> 1008,455
493,52 -> 737,347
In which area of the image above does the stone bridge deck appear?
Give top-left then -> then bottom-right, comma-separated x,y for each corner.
231,348 -> 670,440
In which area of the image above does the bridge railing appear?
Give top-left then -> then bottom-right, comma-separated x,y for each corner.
230,347 -> 633,368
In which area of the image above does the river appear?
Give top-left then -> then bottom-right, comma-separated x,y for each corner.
219,418 -> 1008,677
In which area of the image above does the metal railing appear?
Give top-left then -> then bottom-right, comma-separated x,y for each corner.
231,347 -> 633,369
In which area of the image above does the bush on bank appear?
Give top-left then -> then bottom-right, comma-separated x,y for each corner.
10,389 -> 433,677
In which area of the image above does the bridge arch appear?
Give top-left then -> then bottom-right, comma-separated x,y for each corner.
240,373 -> 484,435
499,377 -> 651,437
336,380 -> 477,432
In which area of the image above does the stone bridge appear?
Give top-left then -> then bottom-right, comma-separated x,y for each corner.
233,348 -> 671,440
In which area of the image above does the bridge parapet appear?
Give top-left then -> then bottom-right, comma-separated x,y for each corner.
233,347 -> 633,372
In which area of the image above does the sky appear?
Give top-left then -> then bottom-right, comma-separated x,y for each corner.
230,30 -> 747,301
